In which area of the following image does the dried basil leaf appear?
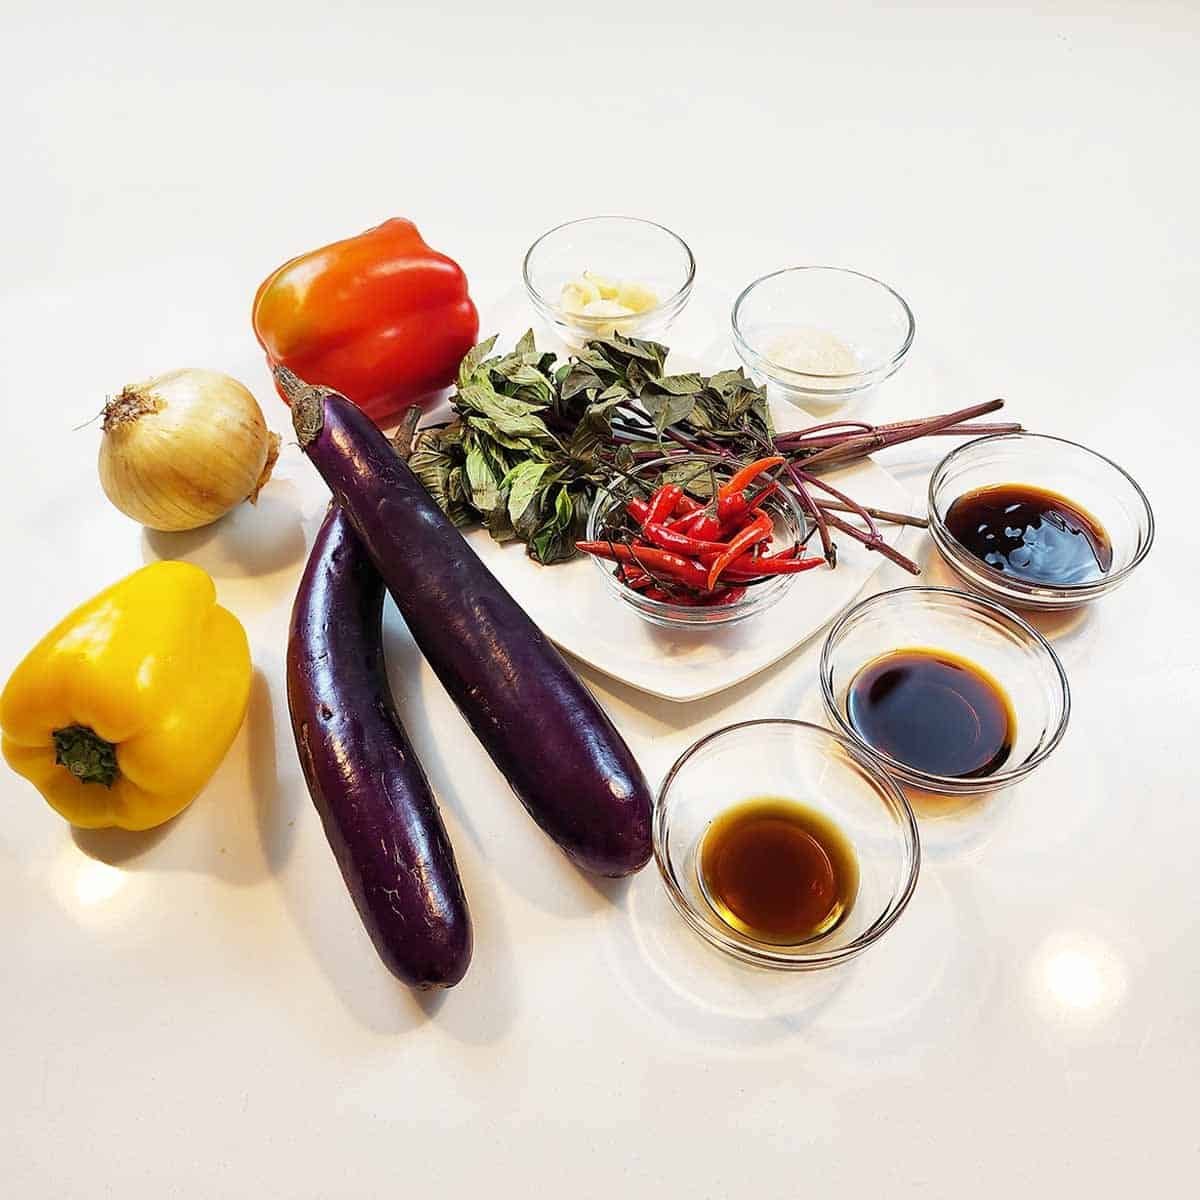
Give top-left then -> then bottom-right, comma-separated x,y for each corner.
457,335 -> 498,387
641,390 -> 696,433
505,460 -> 550,524
465,445 -> 501,513
650,372 -> 704,396
560,363 -> 605,402
661,460 -> 717,496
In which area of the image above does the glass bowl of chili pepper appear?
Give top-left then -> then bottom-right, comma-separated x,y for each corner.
580,454 -> 818,628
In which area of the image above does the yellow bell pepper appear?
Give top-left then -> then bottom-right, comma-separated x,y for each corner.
0,561 -> 252,830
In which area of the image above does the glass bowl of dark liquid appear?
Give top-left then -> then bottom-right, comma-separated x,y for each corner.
928,432 -> 1154,610
820,587 -> 1070,796
654,720 -> 920,969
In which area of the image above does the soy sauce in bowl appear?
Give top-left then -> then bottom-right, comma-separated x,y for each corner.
847,647 -> 1015,779
697,797 -> 859,945
943,483 -> 1112,587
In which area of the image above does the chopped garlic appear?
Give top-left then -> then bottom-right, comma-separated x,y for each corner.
560,278 -> 601,312
581,298 -> 635,318
578,297 -> 638,337
560,272 -> 659,320
615,280 -> 659,312
583,271 -> 621,300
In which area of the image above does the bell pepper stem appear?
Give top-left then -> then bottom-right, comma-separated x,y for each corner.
52,724 -> 119,788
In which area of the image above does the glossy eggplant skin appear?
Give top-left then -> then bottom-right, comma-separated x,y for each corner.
287,505 -> 472,988
289,380 -> 653,877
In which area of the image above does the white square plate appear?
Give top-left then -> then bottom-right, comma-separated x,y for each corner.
464,400 -> 912,702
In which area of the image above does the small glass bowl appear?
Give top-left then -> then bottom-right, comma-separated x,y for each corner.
585,454 -> 808,629
732,266 -> 915,412
928,432 -> 1155,611
523,216 -> 695,346
655,720 -> 920,970
820,586 -> 1070,796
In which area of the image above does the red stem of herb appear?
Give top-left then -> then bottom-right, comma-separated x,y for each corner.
798,400 -> 1008,470
794,466 -> 882,545
783,459 -> 836,566
821,511 -> 921,575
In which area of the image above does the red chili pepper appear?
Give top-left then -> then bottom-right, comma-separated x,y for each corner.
706,513 -> 773,589
704,586 -> 747,605
625,497 -> 651,525
720,552 -> 823,581
643,587 -> 672,602
575,541 -> 711,591
645,484 -> 683,525
717,481 -> 780,530
718,456 -> 784,501
616,565 -> 653,591
671,507 -> 722,540
668,508 -> 700,531
642,522 -> 729,558
673,493 -> 704,515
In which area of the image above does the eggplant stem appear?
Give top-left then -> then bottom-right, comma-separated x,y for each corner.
391,406 -> 424,462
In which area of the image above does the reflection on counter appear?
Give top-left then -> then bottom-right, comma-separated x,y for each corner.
1030,933 -> 1127,1024
74,858 -> 125,907
51,848 -> 138,928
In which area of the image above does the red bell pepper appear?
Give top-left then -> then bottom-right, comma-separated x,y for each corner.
252,218 -> 479,426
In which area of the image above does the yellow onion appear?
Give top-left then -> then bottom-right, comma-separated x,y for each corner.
99,369 -> 280,531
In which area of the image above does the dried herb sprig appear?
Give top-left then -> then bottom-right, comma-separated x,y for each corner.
412,330 -> 1019,568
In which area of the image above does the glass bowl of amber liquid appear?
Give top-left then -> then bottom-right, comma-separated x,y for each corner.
654,720 -> 920,970
821,586 -> 1070,797
928,432 -> 1154,610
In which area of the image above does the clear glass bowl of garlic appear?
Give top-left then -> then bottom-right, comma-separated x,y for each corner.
732,267 -> 915,413
523,216 -> 695,346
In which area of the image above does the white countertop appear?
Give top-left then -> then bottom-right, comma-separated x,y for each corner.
3,2 -> 1197,1195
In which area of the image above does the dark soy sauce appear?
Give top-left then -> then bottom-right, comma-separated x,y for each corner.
847,647 -> 1016,779
944,483 -> 1112,586
698,798 -> 859,944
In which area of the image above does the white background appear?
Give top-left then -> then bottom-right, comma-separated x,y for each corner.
2,2 -> 1197,1196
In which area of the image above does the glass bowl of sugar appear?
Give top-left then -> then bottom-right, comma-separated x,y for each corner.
731,266 -> 915,413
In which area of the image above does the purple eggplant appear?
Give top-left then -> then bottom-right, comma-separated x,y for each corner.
282,369 -> 653,877
287,504 -> 472,988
